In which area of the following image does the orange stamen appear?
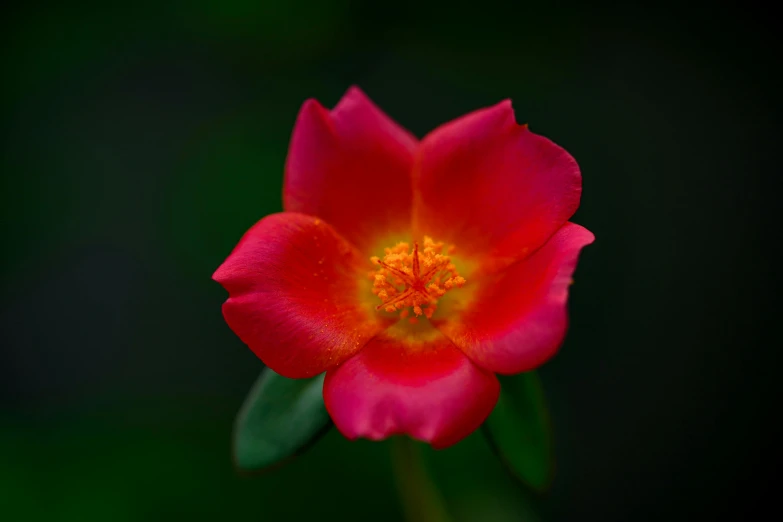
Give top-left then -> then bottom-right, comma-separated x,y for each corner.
369,236 -> 465,320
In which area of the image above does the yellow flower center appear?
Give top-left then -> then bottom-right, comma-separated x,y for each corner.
369,236 -> 466,322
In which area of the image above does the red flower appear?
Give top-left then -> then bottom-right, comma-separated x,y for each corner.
213,87 -> 594,449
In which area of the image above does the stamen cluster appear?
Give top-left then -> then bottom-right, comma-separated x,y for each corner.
370,236 -> 465,321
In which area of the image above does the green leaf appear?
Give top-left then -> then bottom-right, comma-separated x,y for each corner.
482,372 -> 554,492
233,367 -> 331,472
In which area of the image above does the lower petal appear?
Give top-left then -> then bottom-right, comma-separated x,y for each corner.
323,329 -> 500,449
438,223 -> 595,374
213,212 -> 388,378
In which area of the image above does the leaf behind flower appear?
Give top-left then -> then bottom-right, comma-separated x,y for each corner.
233,368 -> 331,472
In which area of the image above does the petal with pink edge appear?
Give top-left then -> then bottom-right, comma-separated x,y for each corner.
284,86 -> 418,251
414,100 -> 582,272
438,223 -> 595,374
213,212 -> 389,379
323,330 -> 500,449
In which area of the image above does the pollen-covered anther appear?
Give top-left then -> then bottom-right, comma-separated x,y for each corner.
369,236 -> 465,320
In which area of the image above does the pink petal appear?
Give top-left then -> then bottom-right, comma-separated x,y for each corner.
438,223 -> 595,374
284,86 -> 418,251
324,331 -> 500,449
213,212 -> 390,378
414,100 -> 582,272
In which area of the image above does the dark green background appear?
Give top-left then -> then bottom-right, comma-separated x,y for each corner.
1,1 -> 778,521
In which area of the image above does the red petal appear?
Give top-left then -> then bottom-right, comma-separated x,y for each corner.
213,213 -> 389,378
414,100 -> 582,271
323,330 -> 500,449
284,86 -> 418,251
438,223 -> 594,374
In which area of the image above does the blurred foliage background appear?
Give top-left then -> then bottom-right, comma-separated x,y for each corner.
1,1 -> 778,521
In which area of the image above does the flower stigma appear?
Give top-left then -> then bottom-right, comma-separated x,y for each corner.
369,237 -> 466,323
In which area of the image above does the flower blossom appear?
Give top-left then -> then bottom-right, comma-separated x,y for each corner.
213,87 -> 594,449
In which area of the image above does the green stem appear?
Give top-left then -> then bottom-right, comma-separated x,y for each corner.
390,437 -> 453,522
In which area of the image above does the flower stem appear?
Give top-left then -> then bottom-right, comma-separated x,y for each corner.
390,437 -> 453,522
